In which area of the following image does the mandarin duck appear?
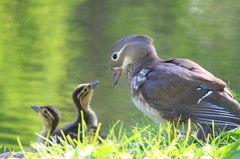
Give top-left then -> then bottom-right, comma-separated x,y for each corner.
108,35 -> 240,141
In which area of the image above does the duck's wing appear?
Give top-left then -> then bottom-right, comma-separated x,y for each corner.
140,58 -> 239,122
141,58 -> 225,106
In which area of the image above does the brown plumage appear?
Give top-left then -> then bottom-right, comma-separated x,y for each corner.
31,105 -> 60,144
108,35 -> 240,142
31,81 -> 99,144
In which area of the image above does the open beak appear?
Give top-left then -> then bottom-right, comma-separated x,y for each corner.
112,68 -> 122,87
31,105 -> 41,113
90,81 -> 99,89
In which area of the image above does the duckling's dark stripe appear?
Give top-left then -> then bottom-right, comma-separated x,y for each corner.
44,114 -> 48,119
44,112 -> 54,120
77,89 -> 89,98
75,87 -> 84,96
82,92 -> 89,97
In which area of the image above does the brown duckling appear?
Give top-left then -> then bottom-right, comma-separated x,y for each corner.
31,106 -> 102,144
80,125 -> 107,143
51,81 -> 99,140
31,105 -> 60,144
32,81 -> 99,143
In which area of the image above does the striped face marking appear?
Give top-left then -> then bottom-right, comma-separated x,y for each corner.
38,108 -> 55,128
76,84 -> 94,107
77,86 -> 89,98
42,108 -> 55,120
111,44 -> 127,61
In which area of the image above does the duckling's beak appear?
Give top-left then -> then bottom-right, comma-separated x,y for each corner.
112,68 -> 122,87
90,81 -> 99,89
31,105 -> 41,113
79,130 -> 86,133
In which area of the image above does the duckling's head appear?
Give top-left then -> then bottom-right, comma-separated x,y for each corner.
87,125 -> 99,138
31,105 -> 61,133
72,81 -> 99,109
80,125 -> 101,143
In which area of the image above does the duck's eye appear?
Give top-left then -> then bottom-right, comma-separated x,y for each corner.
44,110 -> 48,114
112,53 -> 118,60
84,88 -> 87,92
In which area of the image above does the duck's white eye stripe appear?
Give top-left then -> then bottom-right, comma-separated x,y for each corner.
117,44 -> 127,55
111,44 -> 127,61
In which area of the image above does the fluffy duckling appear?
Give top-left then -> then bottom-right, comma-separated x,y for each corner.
32,81 -> 99,143
51,81 -> 99,141
31,105 -> 60,144
31,107 -> 102,144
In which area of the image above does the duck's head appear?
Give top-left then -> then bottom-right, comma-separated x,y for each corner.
108,35 -> 156,87
86,125 -> 99,142
80,125 -> 102,143
72,81 -> 99,109
31,105 -> 61,133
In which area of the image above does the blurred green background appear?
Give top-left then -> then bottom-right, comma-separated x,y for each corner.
0,0 -> 239,152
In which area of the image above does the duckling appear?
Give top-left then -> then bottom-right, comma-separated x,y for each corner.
0,106 -> 60,159
80,125 -> 107,143
48,81 -> 99,142
31,105 -> 60,144
31,107 -> 102,144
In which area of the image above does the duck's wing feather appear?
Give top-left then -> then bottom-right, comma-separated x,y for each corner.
140,58 -> 239,121
172,89 -> 240,125
163,58 -> 227,90
141,58 -> 225,105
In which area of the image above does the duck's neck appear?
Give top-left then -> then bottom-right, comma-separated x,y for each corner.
74,101 -> 98,126
37,126 -> 51,144
127,54 -> 163,86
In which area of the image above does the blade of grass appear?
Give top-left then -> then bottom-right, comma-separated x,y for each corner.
183,119 -> 192,147
17,136 -> 27,159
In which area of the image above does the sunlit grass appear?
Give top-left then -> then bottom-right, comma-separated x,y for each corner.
231,90 -> 240,103
2,90 -> 240,158
3,117 -> 239,159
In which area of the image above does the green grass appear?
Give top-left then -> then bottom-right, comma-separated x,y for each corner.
2,91 -> 240,159
231,90 -> 240,103
3,117 -> 240,159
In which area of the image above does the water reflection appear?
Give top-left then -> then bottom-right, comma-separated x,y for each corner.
0,0 -> 240,152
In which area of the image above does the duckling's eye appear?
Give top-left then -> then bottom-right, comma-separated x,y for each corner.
112,53 -> 118,60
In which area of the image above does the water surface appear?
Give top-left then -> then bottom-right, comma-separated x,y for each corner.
0,0 -> 239,151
